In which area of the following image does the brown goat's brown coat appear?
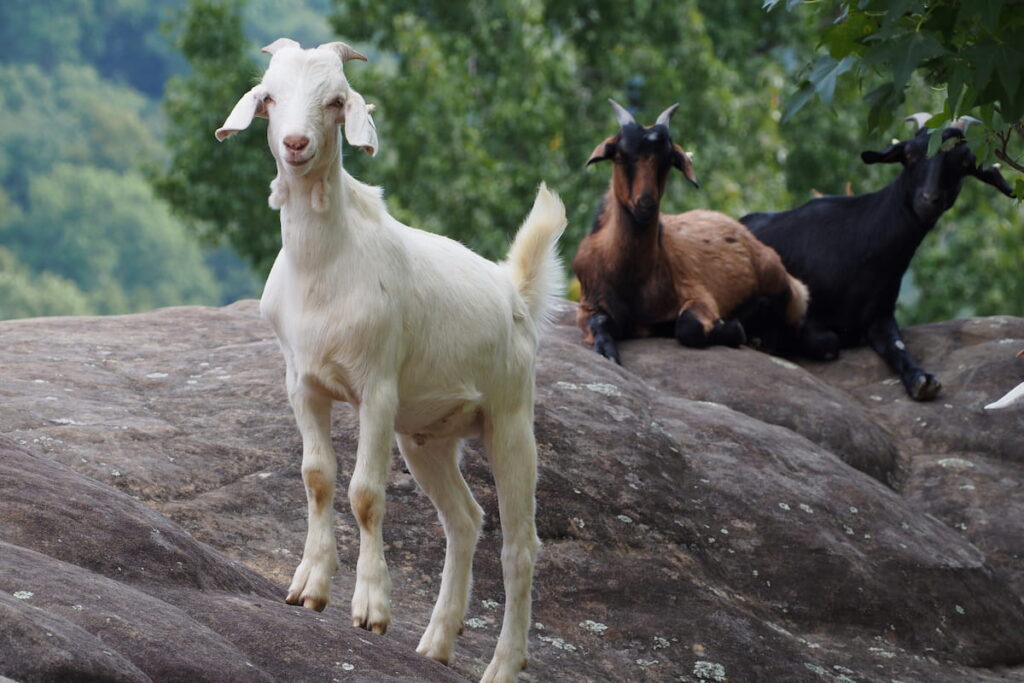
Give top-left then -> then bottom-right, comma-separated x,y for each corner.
574,195 -> 807,345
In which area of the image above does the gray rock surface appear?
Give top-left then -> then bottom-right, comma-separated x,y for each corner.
1,300 -> 1022,682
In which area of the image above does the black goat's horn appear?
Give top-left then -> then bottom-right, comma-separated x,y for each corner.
904,112 -> 933,130
950,115 -> 981,133
655,103 -> 679,127
609,99 -> 636,127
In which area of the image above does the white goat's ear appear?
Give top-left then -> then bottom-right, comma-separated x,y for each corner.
318,41 -> 368,63
262,38 -> 301,55
215,87 -> 260,141
344,89 -> 378,156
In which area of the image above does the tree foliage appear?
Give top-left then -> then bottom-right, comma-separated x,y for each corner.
1,165 -> 221,314
149,0 -> 1022,322
771,0 -> 1024,194
154,0 -> 282,275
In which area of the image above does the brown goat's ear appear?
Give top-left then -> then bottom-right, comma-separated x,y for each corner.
586,137 -> 617,166
672,144 -> 699,188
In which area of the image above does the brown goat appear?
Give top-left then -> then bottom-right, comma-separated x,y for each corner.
572,100 -> 809,363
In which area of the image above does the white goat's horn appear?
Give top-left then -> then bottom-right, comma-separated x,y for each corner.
608,99 -> 636,127
318,41 -> 368,62
950,115 -> 981,133
904,112 -> 933,130
655,103 -> 680,127
262,38 -> 301,55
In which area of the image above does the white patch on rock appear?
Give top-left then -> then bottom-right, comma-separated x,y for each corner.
770,357 -> 799,371
481,599 -> 500,610
693,660 -> 727,681
464,617 -> 487,629
799,504 -> 814,514
145,372 -> 169,379
868,646 -> 896,658
586,382 -> 622,397
955,604 -> 965,615
13,591 -> 33,600
555,381 -> 580,392
636,658 -> 659,667
937,457 -> 974,470
778,503 -> 791,511
51,418 -> 85,426
653,635 -> 670,649
616,515 -> 633,524
538,634 -> 578,651
579,620 -> 608,635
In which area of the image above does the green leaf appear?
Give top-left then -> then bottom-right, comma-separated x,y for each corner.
808,54 -> 857,109
781,82 -> 815,123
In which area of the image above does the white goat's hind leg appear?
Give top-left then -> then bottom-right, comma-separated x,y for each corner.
397,435 -> 484,665
480,408 -> 540,683
349,388 -> 398,634
285,379 -> 338,612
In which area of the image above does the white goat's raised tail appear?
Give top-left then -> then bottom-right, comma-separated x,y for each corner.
504,183 -> 567,328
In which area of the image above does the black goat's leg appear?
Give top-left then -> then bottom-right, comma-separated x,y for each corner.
588,311 -> 622,364
866,316 -> 941,401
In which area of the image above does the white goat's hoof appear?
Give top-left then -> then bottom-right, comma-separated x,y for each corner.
351,578 -> 391,634
416,620 -> 458,665
285,558 -> 332,612
479,653 -> 526,683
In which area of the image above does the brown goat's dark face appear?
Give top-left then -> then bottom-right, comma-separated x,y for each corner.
588,121 -> 699,226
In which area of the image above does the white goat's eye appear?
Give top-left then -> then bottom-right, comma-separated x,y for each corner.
329,97 -> 344,108
262,94 -> 274,104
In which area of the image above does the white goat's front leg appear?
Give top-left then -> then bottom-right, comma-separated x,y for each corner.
285,374 -> 338,612
481,406 -> 540,683
397,435 -> 484,665
349,385 -> 398,634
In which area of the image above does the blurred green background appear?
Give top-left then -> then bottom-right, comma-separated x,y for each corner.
1,0 -> 1020,324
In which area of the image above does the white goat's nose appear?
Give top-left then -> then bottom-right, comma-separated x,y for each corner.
284,134 -> 310,151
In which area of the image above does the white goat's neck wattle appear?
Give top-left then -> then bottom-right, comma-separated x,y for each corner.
276,150 -> 350,268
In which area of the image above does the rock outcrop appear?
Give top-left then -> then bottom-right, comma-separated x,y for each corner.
1,301 -> 1022,682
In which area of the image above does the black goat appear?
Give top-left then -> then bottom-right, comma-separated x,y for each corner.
740,114 -> 1015,401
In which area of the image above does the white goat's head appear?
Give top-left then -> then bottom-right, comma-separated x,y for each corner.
216,38 -> 378,176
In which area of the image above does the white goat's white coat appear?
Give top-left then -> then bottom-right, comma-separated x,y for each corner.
216,40 -> 566,683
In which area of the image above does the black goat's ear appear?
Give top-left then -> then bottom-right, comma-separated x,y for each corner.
672,144 -> 700,188
861,142 -> 906,165
971,164 -> 1016,198
587,137 -> 617,166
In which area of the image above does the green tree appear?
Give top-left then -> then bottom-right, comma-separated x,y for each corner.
0,247 -> 93,320
2,164 -> 221,314
155,0 -> 281,275
0,63 -> 164,203
769,0 -> 1024,322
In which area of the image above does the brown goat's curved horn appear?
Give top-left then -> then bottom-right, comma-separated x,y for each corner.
262,38 -> 301,55
608,99 -> 636,127
655,103 -> 680,127
904,112 -> 933,130
950,115 -> 981,133
318,41 -> 368,63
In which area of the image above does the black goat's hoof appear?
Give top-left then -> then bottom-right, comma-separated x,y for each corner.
909,373 -> 942,401
593,337 -> 621,365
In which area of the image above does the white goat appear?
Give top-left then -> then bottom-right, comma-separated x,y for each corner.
215,38 -> 566,682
